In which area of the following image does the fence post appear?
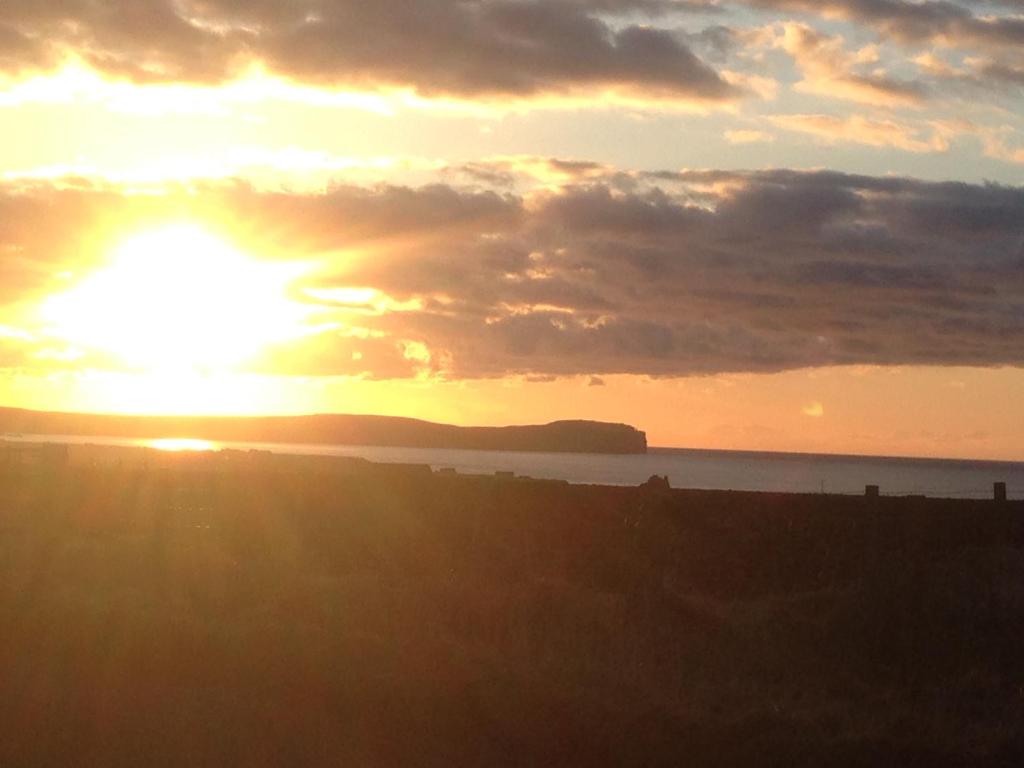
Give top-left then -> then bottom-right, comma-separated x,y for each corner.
865,485 -> 880,498
994,482 -> 1007,502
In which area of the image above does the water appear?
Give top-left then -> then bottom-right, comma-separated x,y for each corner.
4,432 -> 1022,499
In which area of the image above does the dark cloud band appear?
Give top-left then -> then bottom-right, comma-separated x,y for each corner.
2,166 -> 1022,379
745,0 -> 1024,48
0,0 -> 736,102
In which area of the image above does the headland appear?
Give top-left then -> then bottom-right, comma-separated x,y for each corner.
0,406 -> 647,454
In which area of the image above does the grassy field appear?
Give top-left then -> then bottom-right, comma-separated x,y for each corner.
1,456 -> 1022,766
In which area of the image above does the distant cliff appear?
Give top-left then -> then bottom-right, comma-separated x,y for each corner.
0,408 -> 647,455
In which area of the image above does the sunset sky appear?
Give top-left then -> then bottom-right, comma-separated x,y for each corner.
1,0 -> 1022,459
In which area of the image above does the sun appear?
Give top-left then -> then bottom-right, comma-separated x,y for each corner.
42,223 -> 309,372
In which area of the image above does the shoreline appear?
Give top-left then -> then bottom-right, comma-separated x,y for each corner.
2,436 -> 1020,500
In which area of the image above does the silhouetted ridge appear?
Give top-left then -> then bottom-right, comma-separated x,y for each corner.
0,408 -> 647,454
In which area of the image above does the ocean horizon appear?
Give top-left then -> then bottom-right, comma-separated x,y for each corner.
4,433 -> 1021,500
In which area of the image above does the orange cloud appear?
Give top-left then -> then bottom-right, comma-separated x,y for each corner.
774,22 -> 928,107
724,129 -> 775,144
769,114 -> 950,153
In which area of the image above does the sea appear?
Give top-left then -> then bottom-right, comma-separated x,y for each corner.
3,433 -> 1023,500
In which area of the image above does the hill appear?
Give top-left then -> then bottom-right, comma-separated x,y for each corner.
0,407 -> 647,454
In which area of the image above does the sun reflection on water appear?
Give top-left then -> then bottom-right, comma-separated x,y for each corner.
149,438 -> 219,452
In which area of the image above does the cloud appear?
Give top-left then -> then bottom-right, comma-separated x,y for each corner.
0,1 -> 740,105
0,22 -> 45,72
255,328 -> 427,380
449,156 -> 620,188
980,129 -> 1024,164
773,21 -> 929,106
769,113 -> 951,152
2,166 -> 1024,380
912,51 -> 1024,101
227,182 -> 522,251
732,2 -> 1024,113
5,0 -> 1022,120
724,129 -> 775,144
744,0 -> 1024,49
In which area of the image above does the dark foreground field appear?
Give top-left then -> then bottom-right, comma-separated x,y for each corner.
1,453 -> 1023,766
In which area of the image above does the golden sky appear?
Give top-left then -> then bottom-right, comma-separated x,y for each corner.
1,1 -> 1023,459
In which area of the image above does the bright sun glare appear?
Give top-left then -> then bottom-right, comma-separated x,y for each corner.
149,438 -> 219,452
42,224 -> 308,372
